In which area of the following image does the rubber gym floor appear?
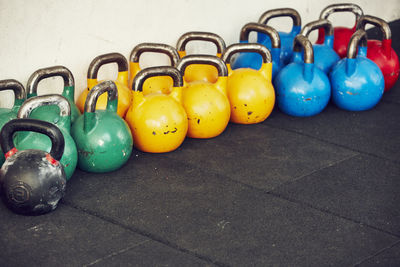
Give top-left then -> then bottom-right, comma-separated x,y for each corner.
1,21 -> 399,267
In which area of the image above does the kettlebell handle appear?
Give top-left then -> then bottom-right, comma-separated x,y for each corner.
239,23 -> 281,48
258,8 -> 301,27
222,43 -> 272,64
347,29 -> 368,59
319,3 -> 363,21
0,118 -> 65,161
356,15 -> 391,40
84,80 -> 118,113
132,66 -> 183,92
18,94 -> 71,118
27,66 -> 74,96
130,43 -> 180,66
176,55 -> 228,77
292,35 -> 314,64
176,32 -> 226,54
301,19 -> 334,37
87,53 -> 128,79
0,79 -> 26,100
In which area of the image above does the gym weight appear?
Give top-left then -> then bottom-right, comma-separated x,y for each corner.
275,35 -> 331,117
177,55 -> 230,138
258,8 -> 302,65
76,53 -> 132,117
223,43 -> 275,124
15,95 -> 78,180
129,43 -> 180,95
0,118 -> 66,215
27,65 -> 81,123
176,32 -> 226,83
330,29 -> 384,111
317,3 -> 364,58
300,19 -> 340,73
0,80 -> 26,166
356,15 -> 399,91
72,80 -> 133,173
231,22 -> 283,79
125,66 -> 188,153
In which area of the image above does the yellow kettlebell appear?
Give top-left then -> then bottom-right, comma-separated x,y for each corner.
176,55 -> 230,139
125,66 -> 188,153
76,53 -> 132,117
222,43 -> 275,124
176,32 -> 226,83
129,43 -> 180,95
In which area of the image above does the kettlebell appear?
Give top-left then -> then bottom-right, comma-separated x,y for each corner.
14,95 -> 78,180
125,66 -> 188,153
26,66 -> 81,123
129,43 -> 180,95
300,19 -> 340,73
72,80 -> 133,173
0,79 -> 26,165
231,22 -> 283,79
330,29 -> 384,111
317,3 -> 364,58
177,55 -> 230,138
356,15 -> 399,92
1,118 -> 66,215
222,43 -> 275,124
258,8 -> 301,65
176,32 -> 226,83
76,53 -> 132,117
274,35 -> 331,117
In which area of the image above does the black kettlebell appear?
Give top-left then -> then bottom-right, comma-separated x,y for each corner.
0,118 -> 66,215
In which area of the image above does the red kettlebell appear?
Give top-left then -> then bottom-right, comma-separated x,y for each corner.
316,3 -> 363,58
356,15 -> 399,92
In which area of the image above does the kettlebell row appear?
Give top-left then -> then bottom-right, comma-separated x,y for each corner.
0,3 -> 398,216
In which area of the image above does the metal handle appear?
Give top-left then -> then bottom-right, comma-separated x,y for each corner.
27,66 -> 74,96
84,80 -> 118,113
319,3 -> 363,21
293,35 -> 314,64
176,32 -> 226,54
130,43 -> 180,66
258,8 -> 301,27
356,15 -> 391,40
1,118 -> 65,161
0,79 -> 26,100
347,29 -> 368,59
133,66 -> 183,92
222,43 -> 272,64
239,23 -> 281,48
176,55 -> 228,77
17,94 -> 71,119
301,19 -> 334,37
87,53 -> 128,79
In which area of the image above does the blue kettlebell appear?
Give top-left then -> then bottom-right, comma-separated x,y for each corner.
231,22 -> 283,79
275,35 -> 331,117
299,19 -> 340,73
330,29 -> 384,111
258,8 -> 302,65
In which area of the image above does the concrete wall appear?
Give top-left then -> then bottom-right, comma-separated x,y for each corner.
1,0 -> 399,107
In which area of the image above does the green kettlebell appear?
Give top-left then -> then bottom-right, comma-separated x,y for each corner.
0,79 -> 26,165
27,65 -> 81,123
71,80 -> 133,173
14,95 -> 78,180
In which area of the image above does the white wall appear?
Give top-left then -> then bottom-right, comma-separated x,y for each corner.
1,0 -> 399,107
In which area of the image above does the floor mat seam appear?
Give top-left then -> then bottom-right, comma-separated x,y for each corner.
62,201 -> 229,267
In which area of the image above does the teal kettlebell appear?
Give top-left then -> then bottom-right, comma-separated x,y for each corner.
14,95 -> 78,180
71,80 -> 133,173
27,66 -> 81,123
0,79 -> 26,165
